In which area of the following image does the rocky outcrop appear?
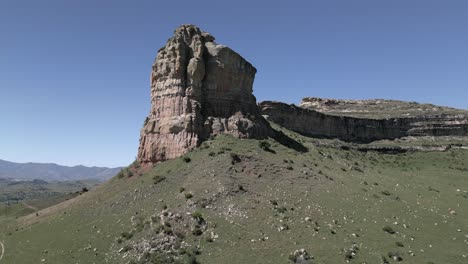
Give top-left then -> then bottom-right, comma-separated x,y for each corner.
259,101 -> 468,143
300,97 -> 468,119
138,25 -> 270,164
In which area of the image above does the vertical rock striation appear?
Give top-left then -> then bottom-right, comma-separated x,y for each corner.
138,25 -> 270,164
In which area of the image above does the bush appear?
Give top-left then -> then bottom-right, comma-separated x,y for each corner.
191,211 -> 203,220
382,226 -> 396,234
230,153 -> 241,164
259,141 -> 271,150
121,231 -> 133,240
117,170 -> 125,179
152,175 -> 166,184
387,251 -> 403,261
276,206 -> 287,214
192,227 -> 203,236
179,187 -> 185,193
131,160 -> 140,169
381,190 -> 391,196
209,152 -> 216,157
185,193 -> 193,199
183,156 -> 191,163
163,226 -> 173,235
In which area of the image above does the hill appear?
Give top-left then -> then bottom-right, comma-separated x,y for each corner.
1,24 -> 467,264
0,159 -> 122,182
1,126 -> 467,263
300,97 -> 468,119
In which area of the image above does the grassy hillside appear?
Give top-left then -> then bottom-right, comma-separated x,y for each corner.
1,125 -> 467,264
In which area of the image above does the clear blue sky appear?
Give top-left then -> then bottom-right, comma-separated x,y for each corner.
1,0 -> 467,167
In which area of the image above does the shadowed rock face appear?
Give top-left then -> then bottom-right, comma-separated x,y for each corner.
259,100 -> 468,143
138,25 -> 270,164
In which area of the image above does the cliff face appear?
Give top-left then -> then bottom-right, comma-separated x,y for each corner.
300,97 -> 468,119
138,25 -> 270,164
259,101 -> 468,142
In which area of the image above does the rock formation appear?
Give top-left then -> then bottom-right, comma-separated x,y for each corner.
259,100 -> 468,142
138,25 -> 270,164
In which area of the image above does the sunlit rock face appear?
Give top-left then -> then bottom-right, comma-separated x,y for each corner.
138,25 -> 270,164
259,100 -> 468,143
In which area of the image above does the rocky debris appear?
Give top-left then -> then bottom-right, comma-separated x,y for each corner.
138,24 -> 271,164
289,249 -> 313,264
117,208 -> 211,263
259,100 -> 468,143
343,243 -> 360,262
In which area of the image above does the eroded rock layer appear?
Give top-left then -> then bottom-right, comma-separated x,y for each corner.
138,25 -> 270,163
259,100 -> 468,143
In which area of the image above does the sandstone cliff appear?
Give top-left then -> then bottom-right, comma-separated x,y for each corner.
259,100 -> 468,143
300,97 -> 468,119
138,25 -> 270,164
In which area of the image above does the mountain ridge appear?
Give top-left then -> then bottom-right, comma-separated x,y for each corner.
0,159 -> 122,182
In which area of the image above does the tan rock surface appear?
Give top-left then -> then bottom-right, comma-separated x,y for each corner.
138,25 -> 270,164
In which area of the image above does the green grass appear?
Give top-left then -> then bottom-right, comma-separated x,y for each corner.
1,127 -> 467,263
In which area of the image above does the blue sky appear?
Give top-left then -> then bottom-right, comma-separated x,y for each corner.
1,0 -> 467,167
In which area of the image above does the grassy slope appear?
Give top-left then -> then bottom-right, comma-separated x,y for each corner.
1,126 -> 467,264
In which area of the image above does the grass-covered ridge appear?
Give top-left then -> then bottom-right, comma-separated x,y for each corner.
1,127 -> 467,263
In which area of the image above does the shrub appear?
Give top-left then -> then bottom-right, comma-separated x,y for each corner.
183,156 -> 191,163
132,160 -> 140,169
191,211 -> 203,220
179,187 -> 185,193
395,241 -> 404,247
209,152 -> 216,156
286,166 -> 293,170
117,170 -> 125,179
276,206 -> 287,214
192,227 -> 203,236
163,226 -> 173,235
383,226 -> 396,234
387,251 -> 403,261
259,141 -> 271,150
191,211 -> 205,224
230,153 -> 241,164
185,193 -> 193,199
152,175 -> 166,184
121,231 -> 133,240
381,190 -> 391,196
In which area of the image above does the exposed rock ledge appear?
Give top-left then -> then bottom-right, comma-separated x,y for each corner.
259,101 -> 468,143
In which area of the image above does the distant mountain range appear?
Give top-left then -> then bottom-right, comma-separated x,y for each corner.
0,159 -> 122,182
